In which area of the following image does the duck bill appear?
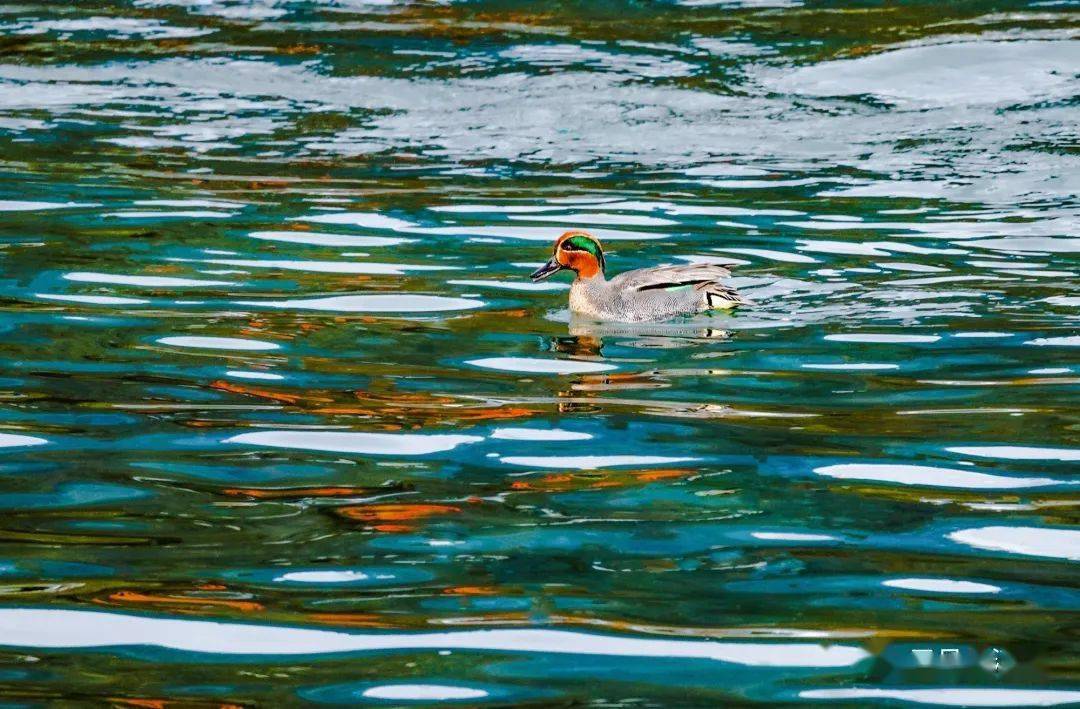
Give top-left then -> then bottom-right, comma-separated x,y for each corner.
530,258 -> 564,281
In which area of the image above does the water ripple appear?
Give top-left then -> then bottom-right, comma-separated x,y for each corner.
0,1 -> 1076,703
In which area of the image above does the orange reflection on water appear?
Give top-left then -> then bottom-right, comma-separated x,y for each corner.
98,590 -> 263,614
333,502 -> 463,532
305,612 -> 397,629
443,586 -> 501,596
110,698 -> 244,709
511,468 -> 696,492
211,377 -> 541,430
221,485 -> 403,500
209,380 -> 307,405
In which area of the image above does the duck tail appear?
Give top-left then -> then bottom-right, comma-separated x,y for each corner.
701,283 -> 746,310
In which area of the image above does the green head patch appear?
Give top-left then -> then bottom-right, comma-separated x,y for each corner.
561,234 -> 606,274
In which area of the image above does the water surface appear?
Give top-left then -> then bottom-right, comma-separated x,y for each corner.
0,0 -> 1078,705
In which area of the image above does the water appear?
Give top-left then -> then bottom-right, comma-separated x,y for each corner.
0,0 -> 1078,705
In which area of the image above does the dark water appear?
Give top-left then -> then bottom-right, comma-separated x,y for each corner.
0,0 -> 1078,705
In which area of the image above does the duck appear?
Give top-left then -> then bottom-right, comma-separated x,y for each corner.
530,230 -> 744,323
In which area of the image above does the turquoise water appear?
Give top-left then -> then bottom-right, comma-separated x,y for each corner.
1,0 -> 1079,705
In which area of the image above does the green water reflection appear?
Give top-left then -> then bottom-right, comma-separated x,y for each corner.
0,0 -> 1077,705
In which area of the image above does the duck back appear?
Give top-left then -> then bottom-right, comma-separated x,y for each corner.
570,263 -> 742,323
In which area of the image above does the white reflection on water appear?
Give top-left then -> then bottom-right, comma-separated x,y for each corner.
226,430 -> 483,455
814,464 -> 1068,490
3,37 -> 1077,202
134,199 -> 245,209
825,334 -> 940,344
198,258 -> 454,274
431,204 -> 569,214
36,293 -> 150,305
104,210 -> 235,219
157,336 -> 280,351
967,238 -> 1080,254
448,279 -> 568,292
291,212 -> 416,229
714,248 -> 818,264
363,685 -> 489,701
751,532 -> 838,542
0,200 -> 96,211
946,446 -> 1080,462
500,455 -> 697,469
64,272 -> 234,287
490,428 -> 592,442
882,578 -> 1000,594
4,16 -> 212,40
0,434 -> 48,448
800,688 -> 1080,706
468,357 -> 616,374
802,363 -> 897,371
506,212 -> 678,227
402,225 -> 663,242
501,43 -> 696,78
249,230 -> 413,247
948,526 -> 1080,561
235,294 -> 484,312
766,40 -> 1079,107
0,608 -> 870,666
1025,336 -> 1080,347
276,570 -> 371,584
225,370 -> 285,381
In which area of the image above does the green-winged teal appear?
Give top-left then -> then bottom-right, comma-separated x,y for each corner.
531,230 -> 744,322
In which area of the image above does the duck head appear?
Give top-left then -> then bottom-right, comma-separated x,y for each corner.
530,231 -> 606,281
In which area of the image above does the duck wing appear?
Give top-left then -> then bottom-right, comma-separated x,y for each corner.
610,263 -> 745,315
614,263 -> 737,292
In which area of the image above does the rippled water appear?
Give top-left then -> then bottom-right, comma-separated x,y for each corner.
1,1 -> 1078,705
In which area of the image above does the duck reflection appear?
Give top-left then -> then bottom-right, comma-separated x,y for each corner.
555,316 -> 731,358
570,316 -> 730,341
546,317 -> 734,414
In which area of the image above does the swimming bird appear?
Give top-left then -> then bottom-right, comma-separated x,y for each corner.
530,230 -> 744,323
